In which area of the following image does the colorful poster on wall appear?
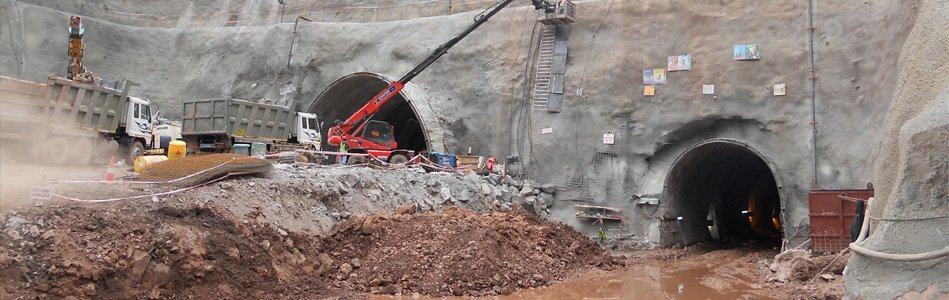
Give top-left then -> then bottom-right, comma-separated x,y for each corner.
643,68 -> 667,85
774,83 -> 787,96
733,44 -> 760,60
667,55 -> 692,71
702,84 -> 715,95
644,85 -> 656,96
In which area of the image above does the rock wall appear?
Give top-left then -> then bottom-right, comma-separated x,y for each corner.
844,0 -> 949,298
0,0 -> 919,245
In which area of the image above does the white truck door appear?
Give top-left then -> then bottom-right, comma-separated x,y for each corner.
126,98 -> 152,139
296,113 -> 321,150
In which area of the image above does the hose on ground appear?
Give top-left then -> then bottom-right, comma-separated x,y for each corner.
849,198 -> 949,262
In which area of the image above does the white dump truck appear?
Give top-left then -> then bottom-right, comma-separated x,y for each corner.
0,75 -> 164,164
180,98 -> 321,156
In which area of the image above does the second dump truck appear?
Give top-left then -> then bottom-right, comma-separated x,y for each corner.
180,98 -> 321,156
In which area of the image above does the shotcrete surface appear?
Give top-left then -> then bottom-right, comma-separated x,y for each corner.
844,0 -> 949,297
0,0 -> 930,283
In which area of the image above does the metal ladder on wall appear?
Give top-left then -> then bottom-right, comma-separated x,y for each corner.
531,25 -> 556,110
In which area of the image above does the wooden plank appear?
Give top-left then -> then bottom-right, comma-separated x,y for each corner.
576,215 -> 623,221
573,204 -> 622,212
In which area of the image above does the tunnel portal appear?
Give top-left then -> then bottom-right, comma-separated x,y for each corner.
662,140 -> 784,247
309,72 -> 429,153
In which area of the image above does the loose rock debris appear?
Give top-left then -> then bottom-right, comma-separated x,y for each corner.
0,205 -> 617,298
323,206 -> 622,296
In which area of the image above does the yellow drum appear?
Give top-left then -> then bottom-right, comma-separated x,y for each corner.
134,155 -> 168,173
167,140 -> 187,160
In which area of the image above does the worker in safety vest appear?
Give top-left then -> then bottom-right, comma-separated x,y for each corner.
339,138 -> 349,165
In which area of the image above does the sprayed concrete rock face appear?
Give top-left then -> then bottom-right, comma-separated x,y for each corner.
0,0 -> 921,248
844,0 -> 949,298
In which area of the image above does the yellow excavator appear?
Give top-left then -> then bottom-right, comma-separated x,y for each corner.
67,16 -> 98,83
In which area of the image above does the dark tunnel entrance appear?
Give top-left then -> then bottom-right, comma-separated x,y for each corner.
308,73 -> 429,153
662,140 -> 784,247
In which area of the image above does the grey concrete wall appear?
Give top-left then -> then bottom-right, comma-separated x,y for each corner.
0,0 -> 917,246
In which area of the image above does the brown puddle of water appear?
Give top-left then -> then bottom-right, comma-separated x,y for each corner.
371,264 -> 772,300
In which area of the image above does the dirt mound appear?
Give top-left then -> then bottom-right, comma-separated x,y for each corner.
0,192 -> 616,298
322,206 -> 621,297
0,204 -> 331,299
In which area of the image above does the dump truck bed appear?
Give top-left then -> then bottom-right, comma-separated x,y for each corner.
181,98 -> 292,143
0,75 -> 129,139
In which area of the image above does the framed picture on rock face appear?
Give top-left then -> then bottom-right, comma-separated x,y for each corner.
643,68 -> 667,85
734,44 -> 760,60
668,54 -> 691,71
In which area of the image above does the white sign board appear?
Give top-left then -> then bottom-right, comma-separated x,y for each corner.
702,84 -> 715,95
31,186 -> 51,207
603,134 -> 615,145
773,83 -> 787,96
541,127 -> 553,134
31,186 -> 51,200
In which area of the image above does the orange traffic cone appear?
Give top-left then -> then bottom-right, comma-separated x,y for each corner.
105,156 -> 116,182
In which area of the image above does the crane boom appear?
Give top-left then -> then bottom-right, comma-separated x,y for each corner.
328,0 -> 555,147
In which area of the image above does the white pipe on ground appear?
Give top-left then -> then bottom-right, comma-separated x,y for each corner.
850,198 -> 949,262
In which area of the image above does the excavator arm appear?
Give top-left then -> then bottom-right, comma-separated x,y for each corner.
327,0 -> 558,149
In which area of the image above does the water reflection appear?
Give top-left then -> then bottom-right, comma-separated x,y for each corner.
371,263 -> 772,300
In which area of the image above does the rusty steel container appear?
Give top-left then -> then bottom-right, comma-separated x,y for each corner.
808,189 -> 874,252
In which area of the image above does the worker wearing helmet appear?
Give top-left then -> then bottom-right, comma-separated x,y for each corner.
339,137 -> 349,165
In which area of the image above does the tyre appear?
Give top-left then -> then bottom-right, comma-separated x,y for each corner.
73,138 -> 95,165
388,153 -> 409,164
349,155 -> 368,165
45,137 -> 71,166
128,140 -> 145,164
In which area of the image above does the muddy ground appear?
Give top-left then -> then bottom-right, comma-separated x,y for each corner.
0,163 -> 845,299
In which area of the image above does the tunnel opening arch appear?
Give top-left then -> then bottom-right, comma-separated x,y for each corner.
307,72 -> 453,154
658,139 -> 787,247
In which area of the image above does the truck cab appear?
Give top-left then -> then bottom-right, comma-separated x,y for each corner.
119,96 -> 165,160
125,96 -> 153,140
294,112 -> 322,151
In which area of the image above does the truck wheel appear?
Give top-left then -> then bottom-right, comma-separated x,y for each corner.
128,141 -> 145,163
349,155 -> 367,165
74,138 -> 95,165
45,137 -> 71,166
389,154 -> 409,164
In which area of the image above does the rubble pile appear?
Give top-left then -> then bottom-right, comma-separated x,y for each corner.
0,205 -> 330,299
768,250 -> 849,283
162,164 -> 559,235
320,206 -> 621,297
0,164 -> 600,298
